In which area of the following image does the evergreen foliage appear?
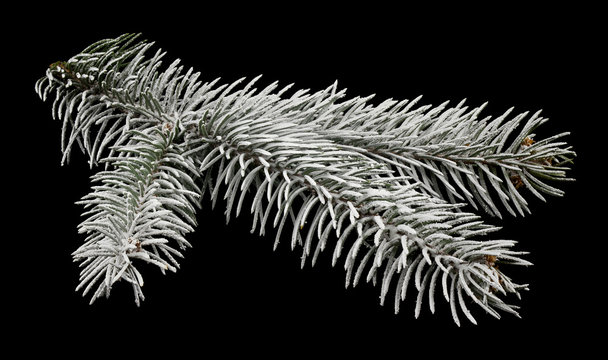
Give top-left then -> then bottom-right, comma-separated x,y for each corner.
36,33 -> 575,325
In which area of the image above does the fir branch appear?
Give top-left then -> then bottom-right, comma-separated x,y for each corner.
197,113 -> 530,322
73,124 -> 200,304
35,33 -> 576,324
293,87 -> 575,217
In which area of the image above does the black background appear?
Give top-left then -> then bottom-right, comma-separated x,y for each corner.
7,3 -> 602,356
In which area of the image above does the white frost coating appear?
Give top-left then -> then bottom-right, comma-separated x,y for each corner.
303,174 -> 317,188
320,186 -> 332,200
400,235 -> 409,256
258,156 -> 270,168
238,153 -> 246,169
263,167 -> 271,182
373,228 -> 384,246
35,34 -> 568,322
398,205 -> 414,214
284,182 -> 291,200
373,215 -> 385,230
347,201 -> 359,218
327,201 -> 336,221
397,224 -> 417,235
422,246 -> 432,265
282,170 -> 291,184
361,188 -> 392,198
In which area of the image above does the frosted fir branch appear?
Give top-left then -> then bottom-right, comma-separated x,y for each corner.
73,124 -> 200,304
190,96 -> 531,323
35,33 -> 575,324
35,33 -> 215,168
290,85 -> 575,218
